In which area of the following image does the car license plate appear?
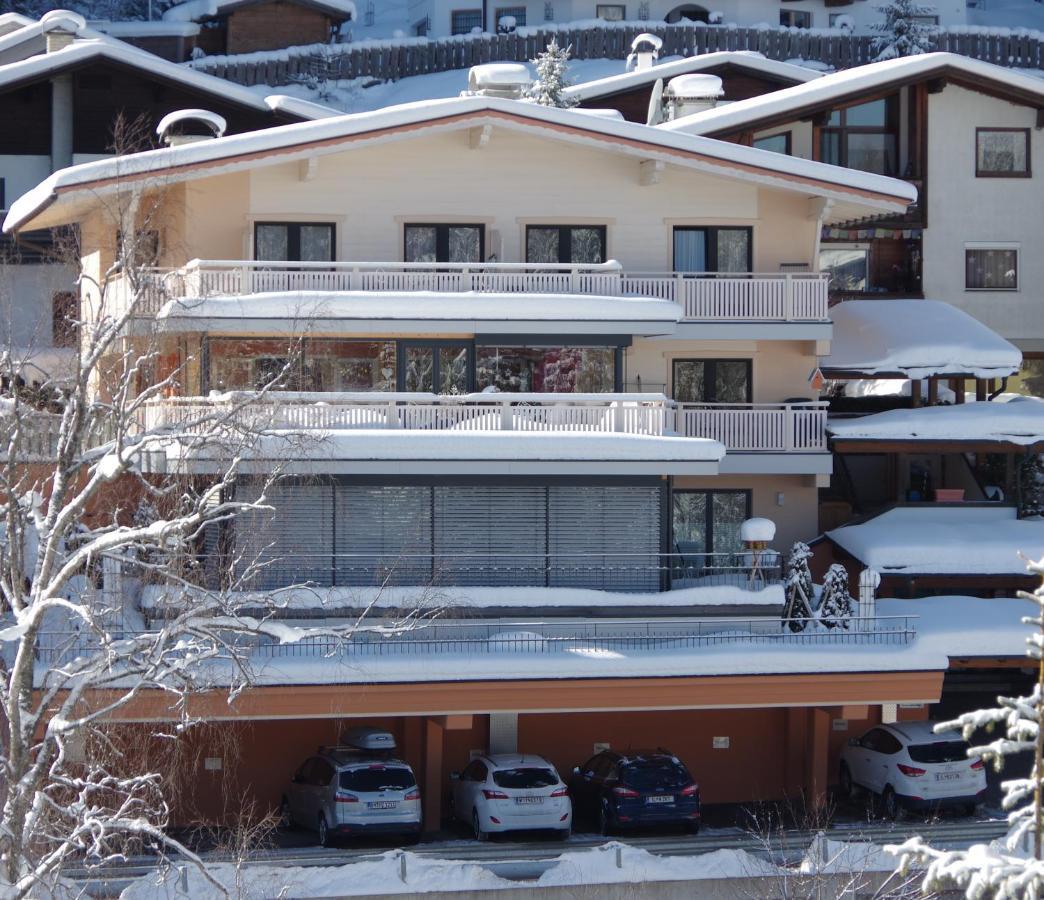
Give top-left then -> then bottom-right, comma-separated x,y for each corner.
367,800 -> 397,809
515,797 -> 543,805
935,773 -> 960,782
646,795 -> 674,804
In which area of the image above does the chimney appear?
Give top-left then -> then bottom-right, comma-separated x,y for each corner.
627,32 -> 663,72
664,74 -> 724,120
156,109 -> 228,146
40,10 -> 85,52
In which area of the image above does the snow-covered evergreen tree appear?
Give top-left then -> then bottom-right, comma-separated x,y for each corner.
782,541 -> 815,633
818,563 -> 853,629
1019,452 -> 1044,518
529,40 -> 579,108
871,0 -> 936,61
891,557 -> 1044,896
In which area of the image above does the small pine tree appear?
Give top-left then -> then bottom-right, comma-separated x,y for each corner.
819,563 -> 854,630
1019,452 -> 1044,518
871,0 -> 936,61
529,40 -> 579,108
782,541 -> 815,633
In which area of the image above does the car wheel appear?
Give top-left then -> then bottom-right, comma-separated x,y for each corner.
472,809 -> 489,842
556,827 -> 571,841
964,802 -> 979,817
599,800 -> 613,837
840,764 -> 859,801
685,820 -> 700,835
279,797 -> 294,831
318,814 -> 332,848
882,787 -> 904,821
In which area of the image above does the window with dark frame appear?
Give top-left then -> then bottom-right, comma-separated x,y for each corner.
525,225 -> 606,264
404,223 -> 484,263
976,128 -> 1030,177
779,9 -> 811,27
254,222 -> 335,262
671,489 -> 752,557
672,358 -> 752,404
753,132 -> 791,155
819,96 -> 899,176
672,226 -> 752,274
965,247 -> 1018,291
451,8 -> 483,33
596,4 -> 626,20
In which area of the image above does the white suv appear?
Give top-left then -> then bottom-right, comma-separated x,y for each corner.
451,753 -> 571,840
840,721 -> 987,818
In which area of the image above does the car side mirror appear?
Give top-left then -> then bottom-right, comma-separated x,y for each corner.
848,738 -> 860,748
450,771 -> 460,781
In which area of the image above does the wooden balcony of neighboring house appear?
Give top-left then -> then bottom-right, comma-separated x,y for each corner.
108,259 -> 831,324
140,393 -> 831,454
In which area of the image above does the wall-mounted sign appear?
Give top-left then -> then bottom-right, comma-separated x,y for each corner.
712,736 -> 730,750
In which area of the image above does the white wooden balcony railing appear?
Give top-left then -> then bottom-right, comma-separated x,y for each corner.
142,394 -> 829,452
117,260 -> 829,322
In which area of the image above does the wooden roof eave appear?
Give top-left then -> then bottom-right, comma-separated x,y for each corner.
830,437 -> 1044,454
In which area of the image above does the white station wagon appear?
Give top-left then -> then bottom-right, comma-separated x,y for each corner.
840,721 -> 987,818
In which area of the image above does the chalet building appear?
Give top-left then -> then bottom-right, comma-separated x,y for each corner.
161,0 -> 355,56
404,0 -> 967,38
4,91 -> 966,829
660,53 -> 1044,382
0,10 -> 333,373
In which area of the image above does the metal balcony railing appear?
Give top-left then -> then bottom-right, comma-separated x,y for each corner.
110,259 -> 830,322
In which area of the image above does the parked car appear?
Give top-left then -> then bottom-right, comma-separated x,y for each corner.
840,722 -> 987,819
281,728 -> 421,846
450,753 -> 571,840
568,749 -> 700,835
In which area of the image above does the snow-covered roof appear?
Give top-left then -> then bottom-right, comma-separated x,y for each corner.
564,51 -> 823,103
88,19 -> 202,37
821,300 -> 1021,379
264,93 -> 341,119
470,62 -> 532,86
879,596 -> 1033,659
162,0 -> 355,23
3,95 -> 917,236
0,37 -> 337,123
828,397 -> 1044,446
827,506 -> 1044,576
660,52 -> 1044,135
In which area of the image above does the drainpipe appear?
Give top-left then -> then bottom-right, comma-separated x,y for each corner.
989,376 -> 1009,401
50,73 -> 74,171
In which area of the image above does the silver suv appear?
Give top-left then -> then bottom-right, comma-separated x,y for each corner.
281,730 -> 422,846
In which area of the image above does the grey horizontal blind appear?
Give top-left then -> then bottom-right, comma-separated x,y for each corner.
334,485 -> 432,586
434,485 -> 546,586
549,485 -> 661,591
233,481 -> 334,589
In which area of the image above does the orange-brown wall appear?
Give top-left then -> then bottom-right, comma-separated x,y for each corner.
226,3 -> 332,53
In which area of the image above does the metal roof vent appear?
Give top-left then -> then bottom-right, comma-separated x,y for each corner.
664,73 -> 724,120
627,32 -> 663,72
156,109 -> 228,146
465,62 -> 533,99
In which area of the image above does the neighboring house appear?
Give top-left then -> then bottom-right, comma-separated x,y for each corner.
162,0 -> 356,55
406,0 -> 966,37
4,93 -> 946,827
659,53 -> 1044,384
0,10 -> 335,370
564,51 -> 824,124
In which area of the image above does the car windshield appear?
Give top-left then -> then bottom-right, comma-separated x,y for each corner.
621,758 -> 690,790
492,767 -> 559,789
339,766 -> 416,792
907,741 -> 971,764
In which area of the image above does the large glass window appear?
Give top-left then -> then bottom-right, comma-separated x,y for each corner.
305,341 -> 397,392
976,128 -> 1030,177
254,222 -> 334,262
672,359 -> 751,404
673,227 -> 752,274
208,338 -> 303,391
450,8 -> 482,33
819,245 -> 869,292
526,225 -> 606,264
401,342 -> 471,393
476,345 -> 617,392
965,247 -> 1018,290
819,97 -> 898,176
672,489 -> 751,556
404,223 -> 484,263
753,132 -> 791,155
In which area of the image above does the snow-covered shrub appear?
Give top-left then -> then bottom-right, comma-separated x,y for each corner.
498,14 -> 517,32
890,556 -> 1044,895
529,39 -> 578,107
818,563 -> 853,629
781,541 -> 815,632
709,11 -> 723,24
871,0 -> 935,60
833,14 -> 855,31
1019,452 -> 1044,518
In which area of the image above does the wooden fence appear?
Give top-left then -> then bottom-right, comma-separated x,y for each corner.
188,23 -> 1044,88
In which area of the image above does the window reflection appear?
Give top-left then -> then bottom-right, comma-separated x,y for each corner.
476,346 -> 616,393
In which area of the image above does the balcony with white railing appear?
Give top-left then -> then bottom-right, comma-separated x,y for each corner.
141,393 -> 829,454
116,259 -> 830,324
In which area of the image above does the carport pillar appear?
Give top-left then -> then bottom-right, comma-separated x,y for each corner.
784,707 -> 808,797
806,708 -> 830,811
423,717 -> 445,833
